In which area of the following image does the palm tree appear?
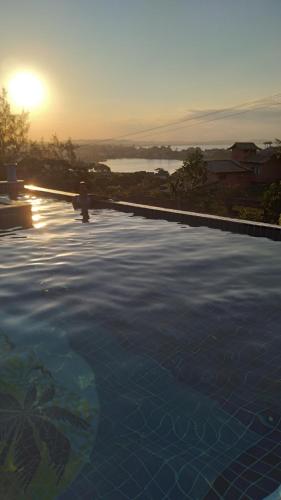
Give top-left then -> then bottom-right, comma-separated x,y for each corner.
0,383 -> 90,490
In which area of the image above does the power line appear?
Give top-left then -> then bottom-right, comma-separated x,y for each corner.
135,100 -> 281,140
99,92 -> 281,142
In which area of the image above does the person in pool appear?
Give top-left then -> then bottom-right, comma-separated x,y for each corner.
77,181 -> 90,223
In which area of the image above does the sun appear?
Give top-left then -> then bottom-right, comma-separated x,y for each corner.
8,71 -> 45,110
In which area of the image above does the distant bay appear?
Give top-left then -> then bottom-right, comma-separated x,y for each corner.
79,141 -> 268,172
106,158 -> 182,173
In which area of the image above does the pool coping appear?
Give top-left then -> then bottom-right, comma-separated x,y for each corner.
24,184 -> 281,241
103,201 -> 281,241
0,200 -> 32,230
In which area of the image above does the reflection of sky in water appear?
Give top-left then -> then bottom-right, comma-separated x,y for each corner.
1,198 -> 281,499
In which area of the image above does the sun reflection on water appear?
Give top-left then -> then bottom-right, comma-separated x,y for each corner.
30,197 -> 47,229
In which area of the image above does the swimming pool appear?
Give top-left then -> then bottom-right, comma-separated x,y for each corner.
1,197 -> 281,499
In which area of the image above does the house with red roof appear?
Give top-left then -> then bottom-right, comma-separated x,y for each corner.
205,143 -> 281,187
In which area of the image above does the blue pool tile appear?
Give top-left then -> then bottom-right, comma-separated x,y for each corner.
142,480 -> 168,499
223,486 -> 246,500
256,476 -> 280,492
118,478 -> 146,498
245,484 -> 270,499
241,469 -> 263,482
230,462 -> 245,475
234,476 -> 251,490
212,475 -> 230,495
222,468 -> 238,482
250,446 -> 269,459
239,453 -> 257,467
263,453 -> 281,466
252,460 -> 274,474
269,467 -> 281,483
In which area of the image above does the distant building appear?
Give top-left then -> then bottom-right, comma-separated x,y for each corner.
228,142 -> 261,162
241,150 -> 281,184
205,160 -> 254,188
206,142 -> 281,187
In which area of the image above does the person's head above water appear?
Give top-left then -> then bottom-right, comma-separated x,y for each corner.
79,181 -> 88,195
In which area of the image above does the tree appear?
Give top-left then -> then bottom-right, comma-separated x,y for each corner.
26,135 -> 78,165
47,135 -> 78,164
92,163 -> 111,175
154,168 -> 170,178
170,149 -> 207,199
0,88 -> 29,165
263,182 -> 281,224
275,138 -> 281,158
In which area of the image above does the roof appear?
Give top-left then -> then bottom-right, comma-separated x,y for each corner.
240,148 -> 280,164
228,142 -> 260,151
205,160 -> 252,174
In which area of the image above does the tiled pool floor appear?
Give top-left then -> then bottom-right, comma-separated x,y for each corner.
0,198 -> 281,499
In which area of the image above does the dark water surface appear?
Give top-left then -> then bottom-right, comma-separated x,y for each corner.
0,198 -> 280,499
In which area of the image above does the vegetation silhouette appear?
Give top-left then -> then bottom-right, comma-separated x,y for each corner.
0,88 -> 29,164
170,149 -> 207,199
263,181 -> 281,224
0,87 -> 280,224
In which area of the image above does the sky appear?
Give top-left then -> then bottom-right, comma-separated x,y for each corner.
1,0 -> 281,143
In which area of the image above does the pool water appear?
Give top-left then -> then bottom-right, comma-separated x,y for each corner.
0,197 -> 281,500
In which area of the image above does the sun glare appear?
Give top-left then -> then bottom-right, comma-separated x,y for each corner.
8,71 -> 45,110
